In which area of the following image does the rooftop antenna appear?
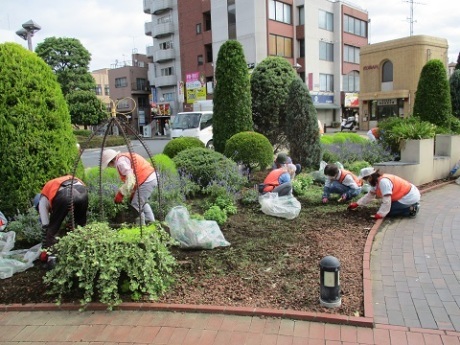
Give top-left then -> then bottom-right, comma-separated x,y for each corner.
404,0 -> 426,36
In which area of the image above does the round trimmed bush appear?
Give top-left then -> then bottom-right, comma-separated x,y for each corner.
0,43 -> 81,216
163,137 -> 205,158
173,147 -> 244,192
224,131 -> 273,170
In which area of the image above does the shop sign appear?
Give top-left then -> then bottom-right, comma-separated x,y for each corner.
311,93 -> 334,104
185,72 -> 206,103
377,99 -> 397,106
344,93 -> 359,107
363,65 -> 379,71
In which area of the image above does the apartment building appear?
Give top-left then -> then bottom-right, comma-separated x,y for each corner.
107,54 -> 151,136
144,0 -> 368,127
91,68 -> 111,111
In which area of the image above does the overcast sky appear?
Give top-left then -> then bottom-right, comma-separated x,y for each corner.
0,0 -> 458,71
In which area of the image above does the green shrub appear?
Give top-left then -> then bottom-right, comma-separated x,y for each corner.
43,222 -> 176,309
213,195 -> 237,215
239,188 -> 259,205
82,167 -> 127,223
6,207 -> 42,245
224,131 -> 273,170
163,137 -> 205,158
73,129 -> 92,137
149,154 -> 185,220
173,148 -> 245,193
345,161 -> 371,176
0,43 -> 81,217
292,174 -> 314,197
77,135 -> 126,149
203,206 -> 228,225
320,133 -> 367,145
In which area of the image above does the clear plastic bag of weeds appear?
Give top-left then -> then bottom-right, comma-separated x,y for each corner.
259,192 -> 301,220
0,211 -> 7,231
165,206 -> 230,249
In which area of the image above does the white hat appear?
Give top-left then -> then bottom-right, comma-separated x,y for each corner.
359,167 -> 376,179
101,149 -> 120,168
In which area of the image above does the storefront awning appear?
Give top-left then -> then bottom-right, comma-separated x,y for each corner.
314,103 -> 341,109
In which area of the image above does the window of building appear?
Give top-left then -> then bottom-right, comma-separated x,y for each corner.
269,0 -> 292,24
319,10 -> 333,31
138,97 -> 148,108
319,73 -> 334,92
343,71 -> 360,92
227,0 -> 236,39
319,41 -> 333,61
204,11 -> 211,31
117,99 -> 130,109
344,15 -> 367,37
197,55 -> 204,65
157,15 -> 171,24
269,34 -> 293,58
95,84 -> 102,95
205,44 -> 213,63
104,85 -> 110,96
382,61 -> 393,82
136,78 -> 147,91
163,92 -> 174,102
161,67 -> 174,76
299,39 -> 305,58
115,77 -> 127,88
298,5 -> 304,25
159,40 -> 173,50
196,23 -> 202,34
344,45 -> 360,64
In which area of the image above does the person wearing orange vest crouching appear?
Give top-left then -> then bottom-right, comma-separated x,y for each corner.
322,163 -> 362,203
101,149 -> 157,226
34,175 -> 88,262
261,164 -> 295,197
347,167 -> 420,219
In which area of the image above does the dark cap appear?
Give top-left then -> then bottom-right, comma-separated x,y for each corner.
275,153 -> 288,164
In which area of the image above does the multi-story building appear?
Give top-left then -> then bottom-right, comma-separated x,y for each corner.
359,35 -> 449,131
144,0 -> 368,128
107,54 -> 152,136
91,68 -> 111,111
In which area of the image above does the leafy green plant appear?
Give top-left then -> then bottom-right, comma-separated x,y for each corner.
203,206 -> 228,225
292,174 -> 314,197
345,161 -> 371,176
6,207 -> 42,245
239,188 -> 259,205
224,131 -> 273,171
163,137 -> 205,158
213,195 -> 238,215
43,222 -> 176,309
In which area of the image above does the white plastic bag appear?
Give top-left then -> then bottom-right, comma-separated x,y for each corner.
0,231 -> 15,253
0,211 -> 7,231
0,235 -> 41,279
259,192 -> 301,220
165,206 -> 230,249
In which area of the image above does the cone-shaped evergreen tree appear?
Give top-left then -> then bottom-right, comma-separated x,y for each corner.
285,78 -> 322,169
413,59 -> 452,128
450,70 -> 460,119
0,43 -> 80,216
213,40 -> 253,153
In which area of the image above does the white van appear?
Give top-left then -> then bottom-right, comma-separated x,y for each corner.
170,111 -> 214,149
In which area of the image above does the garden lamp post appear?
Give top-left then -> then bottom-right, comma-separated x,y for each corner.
16,20 -> 41,51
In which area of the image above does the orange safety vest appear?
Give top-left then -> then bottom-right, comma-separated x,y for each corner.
263,168 -> 285,193
371,128 -> 380,139
338,169 -> 363,187
116,153 -> 155,186
41,175 -> 85,208
375,174 -> 412,201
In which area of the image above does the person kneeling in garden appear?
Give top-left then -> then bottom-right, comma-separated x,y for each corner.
35,175 -> 88,262
261,164 -> 296,197
322,163 -> 362,203
101,149 -> 157,225
348,167 -> 420,219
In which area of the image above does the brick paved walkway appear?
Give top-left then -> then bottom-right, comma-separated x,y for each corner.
371,183 -> 460,331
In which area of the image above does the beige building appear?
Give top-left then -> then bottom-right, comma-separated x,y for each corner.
91,68 -> 111,111
359,35 -> 449,131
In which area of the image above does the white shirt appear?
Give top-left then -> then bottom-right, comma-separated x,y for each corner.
325,169 -> 360,190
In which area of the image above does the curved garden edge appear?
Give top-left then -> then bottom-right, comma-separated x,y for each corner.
0,180 -> 455,329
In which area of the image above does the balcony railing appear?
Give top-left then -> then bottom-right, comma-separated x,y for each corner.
154,75 -> 177,87
152,0 -> 173,15
144,21 -> 153,36
154,48 -> 175,63
153,22 -> 174,38
146,45 -> 154,58
143,0 -> 153,13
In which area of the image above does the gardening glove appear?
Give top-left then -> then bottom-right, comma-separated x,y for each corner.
347,202 -> 359,210
39,250 -> 49,263
371,213 -> 383,219
114,191 -> 124,204
322,197 -> 328,204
